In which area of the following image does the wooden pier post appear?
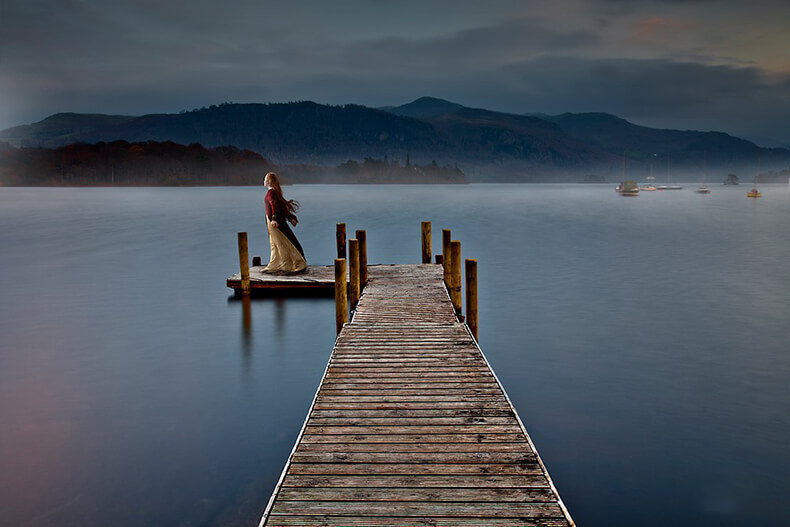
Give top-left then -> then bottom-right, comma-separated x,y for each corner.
237,232 -> 250,295
465,258 -> 478,340
336,223 -> 346,259
449,240 -> 462,316
442,229 -> 452,287
349,238 -> 360,310
421,221 -> 432,263
334,259 -> 347,334
355,230 -> 367,286
435,254 -> 443,265
252,256 -> 261,267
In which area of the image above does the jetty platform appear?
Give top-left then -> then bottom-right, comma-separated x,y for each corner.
227,264 -> 338,294
258,263 -> 574,526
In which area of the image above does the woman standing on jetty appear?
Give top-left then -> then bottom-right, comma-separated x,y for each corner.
262,172 -> 307,273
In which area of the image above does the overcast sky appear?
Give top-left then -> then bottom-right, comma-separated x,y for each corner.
1,0 -> 789,146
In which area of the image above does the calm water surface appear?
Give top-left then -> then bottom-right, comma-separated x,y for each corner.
1,184 -> 789,526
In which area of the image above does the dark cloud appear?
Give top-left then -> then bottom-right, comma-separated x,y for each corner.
1,0 -> 788,146
492,56 -> 790,145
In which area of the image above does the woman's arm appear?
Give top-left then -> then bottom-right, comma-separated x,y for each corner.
265,192 -> 280,227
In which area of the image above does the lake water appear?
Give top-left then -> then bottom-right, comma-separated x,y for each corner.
1,184 -> 789,526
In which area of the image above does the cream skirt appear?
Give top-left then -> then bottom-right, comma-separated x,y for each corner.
264,218 -> 307,273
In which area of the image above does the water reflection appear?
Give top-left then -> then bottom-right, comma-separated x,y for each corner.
241,294 -> 252,372
228,293 -> 297,374
274,298 -> 286,339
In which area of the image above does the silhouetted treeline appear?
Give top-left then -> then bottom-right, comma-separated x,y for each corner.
0,140 -> 275,186
0,141 -> 467,186
333,157 -> 466,184
275,157 -> 466,184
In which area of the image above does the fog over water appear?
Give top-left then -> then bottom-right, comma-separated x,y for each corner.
1,184 -> 789,526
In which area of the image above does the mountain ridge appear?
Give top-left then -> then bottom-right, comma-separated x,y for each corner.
2,98 -> 787,181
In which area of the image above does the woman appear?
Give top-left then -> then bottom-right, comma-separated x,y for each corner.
262,172 -> 307,273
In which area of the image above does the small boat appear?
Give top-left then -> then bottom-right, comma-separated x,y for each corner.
664,155 -> 681,189
747,188 -> 761,198
696,186 -> 711,194
616,180 -> 639,196
615,154 -> 638,196
641,184 -> 657,191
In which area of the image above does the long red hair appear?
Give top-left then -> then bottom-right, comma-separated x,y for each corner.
264,172 -> 300,216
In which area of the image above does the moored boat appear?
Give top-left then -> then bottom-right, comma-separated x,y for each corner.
747,188 -> 761,198
616,180 -> 639,196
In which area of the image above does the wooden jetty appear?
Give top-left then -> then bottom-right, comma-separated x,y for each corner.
258,262 -> 574,526
227,264 -> 339,294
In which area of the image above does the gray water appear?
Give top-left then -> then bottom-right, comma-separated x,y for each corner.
1,184 -> 789,526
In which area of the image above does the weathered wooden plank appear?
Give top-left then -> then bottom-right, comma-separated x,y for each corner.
327,364 -> 489,370
269,501 -> 565,518
280,474 -> 549,488
286,463 -> 542,476
324,371 -> 494,379
330,357 -> 484,363
300,433 -> 526,444
322,373 -> 493,380
265,516 -> 569,527
296,442 -> 532,453
320,382 -> 500,390
318,389 -> 502,397
312,402 -> 511,411
325,369 -> 493,376
306,416 -> 515,426
309,408 -> 512,417
290,452 -> 537,464
314,396 -> 507,404
304,425 -> 522,435
277,487 -> 556,502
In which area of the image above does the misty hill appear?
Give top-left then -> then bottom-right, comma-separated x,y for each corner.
2,98 -> 789,181
385,96 -> 464,119
0,113 -> 136,145
542,112 -> 772,168
0,103 -> 442,166
427,107 -> 612,168
0,140 -> 467,186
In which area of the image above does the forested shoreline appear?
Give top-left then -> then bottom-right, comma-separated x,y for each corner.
0,140 -> 467,186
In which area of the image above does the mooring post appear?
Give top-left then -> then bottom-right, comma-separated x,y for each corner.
442,229 -> 452,287
435,254 -> 443,265
466,258 -> 478,340
349,238 -> 360,310
334,258 -> 347,334
421,221 -> 432,264
336,223 -> 347,259
356,229 -> 368,287
252,256 -> 261,267
237,231 -> 250,295
449,240 -> 462,316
